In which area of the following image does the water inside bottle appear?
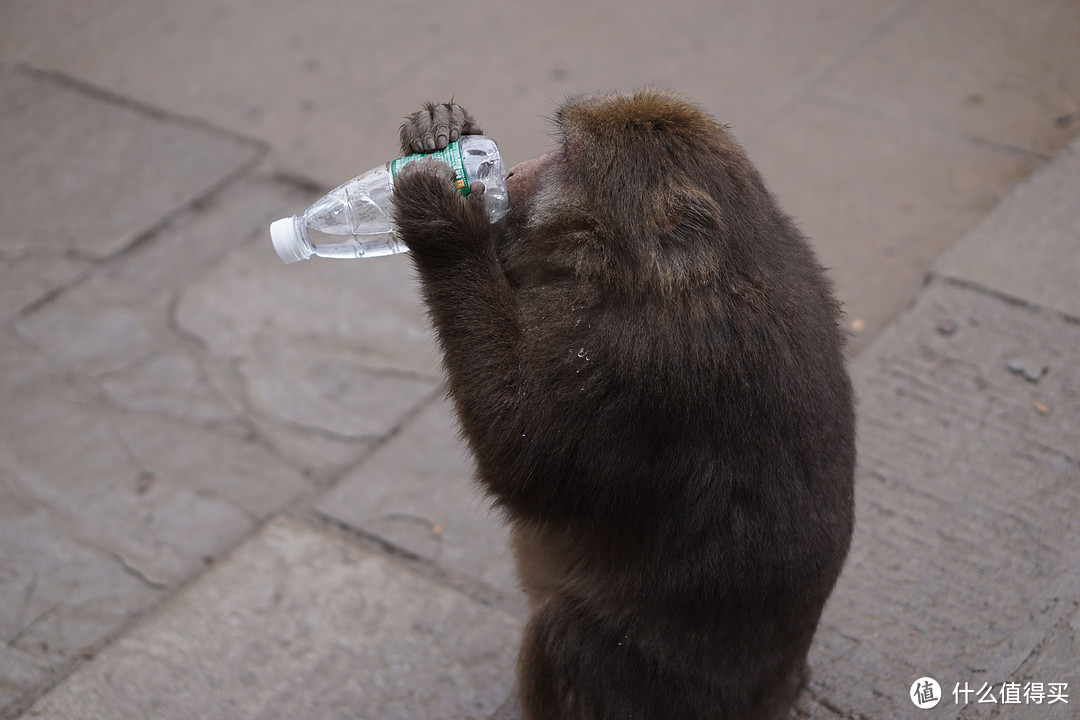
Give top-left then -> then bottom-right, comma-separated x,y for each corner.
303,165 -> 403,258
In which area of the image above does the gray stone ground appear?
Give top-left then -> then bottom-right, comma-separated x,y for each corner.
1,1 -> 1078,718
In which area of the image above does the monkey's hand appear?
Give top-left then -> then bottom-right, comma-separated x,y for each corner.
393,158 -> 490,259
400,101 -> 483,155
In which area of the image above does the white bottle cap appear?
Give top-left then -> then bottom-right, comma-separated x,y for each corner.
270,216 -> 310,264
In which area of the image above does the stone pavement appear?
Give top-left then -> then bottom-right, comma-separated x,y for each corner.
1,1 -> 1078,718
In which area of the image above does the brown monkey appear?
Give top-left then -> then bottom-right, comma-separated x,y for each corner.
392,91 -> 855,720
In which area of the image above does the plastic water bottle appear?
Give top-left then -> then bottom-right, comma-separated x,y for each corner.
270,136 -> 508,263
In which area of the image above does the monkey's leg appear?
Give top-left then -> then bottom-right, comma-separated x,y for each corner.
517,596 -> 707,720
518,596 -> 808,720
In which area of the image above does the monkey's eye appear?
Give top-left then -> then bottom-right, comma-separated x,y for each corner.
558,138 -> 583,168
554,147 -> 574,173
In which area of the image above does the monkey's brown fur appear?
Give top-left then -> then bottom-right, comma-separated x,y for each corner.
393,90 -> 855,720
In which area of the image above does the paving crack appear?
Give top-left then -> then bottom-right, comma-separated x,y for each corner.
111,552 -> 170,592
14,269 -> 94,320
271,171 -> 329,196
806,684 -> 870,720
931,275 -> 1080,326
760,0 -> 925,139
13,63 -> 268,155
9,63 -> 268,319
106,149 -> 267,266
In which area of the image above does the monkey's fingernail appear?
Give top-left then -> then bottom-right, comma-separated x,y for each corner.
450,129 -> 460,142
425,138 -> 436,151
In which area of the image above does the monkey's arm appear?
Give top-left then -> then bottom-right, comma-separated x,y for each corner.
393,160 -> 523,410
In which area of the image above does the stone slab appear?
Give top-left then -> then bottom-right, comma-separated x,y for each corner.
361,0 -> 909,168
981,603 -> 1079,720
745,94 -> 1044,355
314,396 -> 520,604
24,517 -> 523,720
0,465 -> 161,712
12,176 -> 325,510
0,64 -> 261,317
2,0 -> 906,180
6,0 -> 1077,359
11,165 -> 434,491
172,223 -> 441,470
806,280 -> 1080,718
816,0 -> 1080,157
0,333 -> 254,717
934,137 -> 1080,320
2,177 -> 340,716
0,333 -> 259,588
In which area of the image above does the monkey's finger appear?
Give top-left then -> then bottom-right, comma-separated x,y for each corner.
448,106 -> 461,143
403,110 -> 427,154
407,102 -> 439,153
418,102 -> 439,152
468,181 -> 486,198
429,103 -> 453,151
412,131 -> 427,154
449,104 -> 481,141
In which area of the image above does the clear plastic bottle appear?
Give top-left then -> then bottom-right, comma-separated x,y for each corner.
270,135 -> 508,263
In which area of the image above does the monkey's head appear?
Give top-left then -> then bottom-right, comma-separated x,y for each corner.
500,89 -> 763,293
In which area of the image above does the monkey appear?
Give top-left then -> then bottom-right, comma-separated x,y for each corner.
391,90 -> 856,720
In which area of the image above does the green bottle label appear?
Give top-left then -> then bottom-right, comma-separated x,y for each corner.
389,140 -> 471,196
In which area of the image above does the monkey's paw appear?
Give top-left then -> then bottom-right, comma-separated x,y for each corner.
400,101 -> 482,154
396,156 -> 458,192
393,159 -> 489,254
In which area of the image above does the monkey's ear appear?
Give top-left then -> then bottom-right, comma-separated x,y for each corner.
659,206 -> 683,236
658,190 -> 722,239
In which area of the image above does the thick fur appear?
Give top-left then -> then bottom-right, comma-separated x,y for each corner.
393,91 -> 856,720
